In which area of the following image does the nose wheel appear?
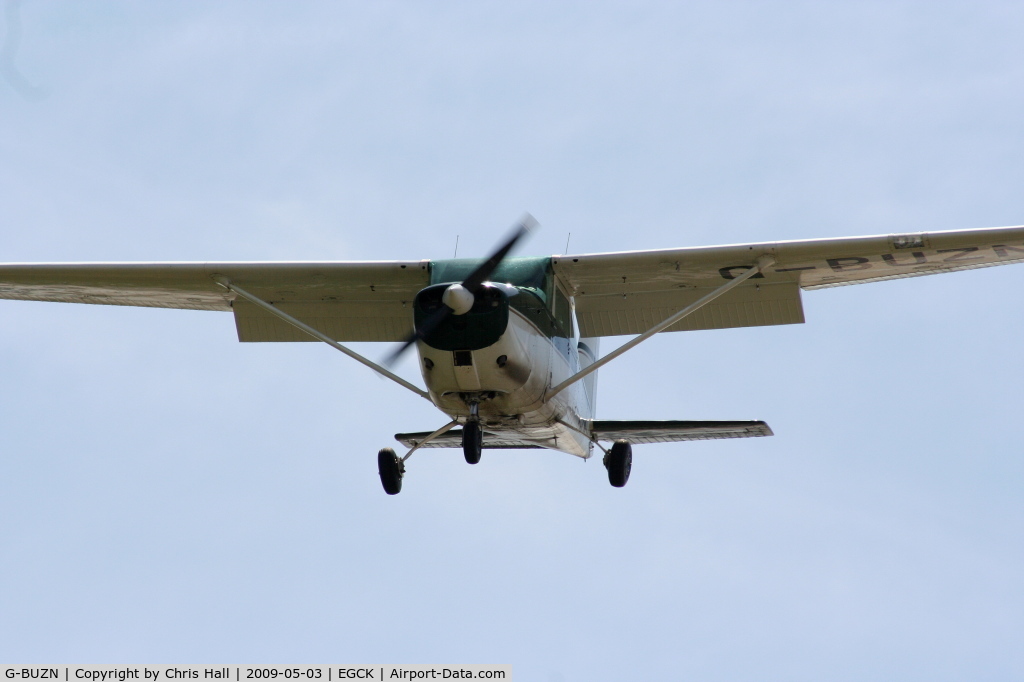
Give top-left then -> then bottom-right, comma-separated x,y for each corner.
462,400 -> 483,464
463,420 -> 482,464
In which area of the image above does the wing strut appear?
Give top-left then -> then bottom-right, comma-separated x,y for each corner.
213,277 -> 431,400
545,255 -> 775,402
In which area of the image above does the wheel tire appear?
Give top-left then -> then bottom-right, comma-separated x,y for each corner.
378,448 -> 404,495
463,421 -> 482,465
607,440 -> 632,488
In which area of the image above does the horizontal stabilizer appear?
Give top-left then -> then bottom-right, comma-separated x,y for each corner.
589,420 -> 772,443
395,429 -> 543,449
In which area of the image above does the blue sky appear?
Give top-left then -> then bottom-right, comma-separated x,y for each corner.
1,2 -> 1022,679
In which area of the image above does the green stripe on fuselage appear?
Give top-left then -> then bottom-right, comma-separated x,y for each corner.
428,256 -> 569,342
429,256 -> 552,290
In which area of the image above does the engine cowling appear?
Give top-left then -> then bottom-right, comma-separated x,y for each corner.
413,283 -> 510,351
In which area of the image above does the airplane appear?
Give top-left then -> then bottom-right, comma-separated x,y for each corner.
2,217 -> 1023,495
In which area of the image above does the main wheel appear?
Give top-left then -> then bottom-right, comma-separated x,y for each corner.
378,448 -> 404,495
463,421 -> 482,464
606,440 -> 632,488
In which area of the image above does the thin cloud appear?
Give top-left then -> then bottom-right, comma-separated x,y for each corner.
1,0 -> 46,100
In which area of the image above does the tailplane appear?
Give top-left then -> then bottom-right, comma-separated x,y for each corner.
588,419 -> 772,444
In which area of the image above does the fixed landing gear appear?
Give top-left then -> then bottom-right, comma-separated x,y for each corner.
377,424 -> 480,495
604,440 -> 632,488
377,418 -> 463,495
378,448 -> 405,495
463,420 -> 482,464
463,401 -> 482,464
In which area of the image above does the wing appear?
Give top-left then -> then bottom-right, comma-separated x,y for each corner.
554,224 -> 1024,337
589,420 -> 773,443
0,261 -> 429,342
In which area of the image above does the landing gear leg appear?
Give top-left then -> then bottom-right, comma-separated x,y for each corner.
604,440 -> 632,488
378,448 -> 405,495
378,420 -> 459,495
463,402 -> 483,464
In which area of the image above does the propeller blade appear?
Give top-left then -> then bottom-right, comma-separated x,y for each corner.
383,213 -> 538,367
383,334 -> 417,368
460,213 -> 537,293
383,304 -> 453,367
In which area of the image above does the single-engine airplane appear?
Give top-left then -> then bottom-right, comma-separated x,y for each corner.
2,218 -> 1023,494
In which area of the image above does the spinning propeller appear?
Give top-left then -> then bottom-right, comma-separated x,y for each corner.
385,214 -> 537,366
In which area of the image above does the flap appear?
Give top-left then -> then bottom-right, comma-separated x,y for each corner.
233,300 -> 415,342
574,281 -> 803,337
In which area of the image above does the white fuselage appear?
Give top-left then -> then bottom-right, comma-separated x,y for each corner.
416,305 -> 599,457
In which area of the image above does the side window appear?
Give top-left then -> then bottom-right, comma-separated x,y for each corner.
552,284 -> 572,337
